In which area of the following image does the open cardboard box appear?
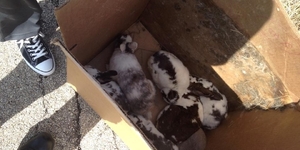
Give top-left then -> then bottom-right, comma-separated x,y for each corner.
55,0 -> 300,149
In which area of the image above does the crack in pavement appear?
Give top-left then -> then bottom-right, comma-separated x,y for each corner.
38,75 -> 48,115
75,92 -> 82,150
38,75 -> 46,96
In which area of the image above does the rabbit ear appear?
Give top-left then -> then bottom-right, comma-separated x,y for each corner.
125,35 -> 132,43
189,87 -> 223,100
105,70 -> 118,76
120,43 -> 126,52
128,42 -> 138,51
98,70 -> 118,78
96,70 -> 118,84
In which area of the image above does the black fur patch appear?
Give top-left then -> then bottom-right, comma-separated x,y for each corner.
172,80 -> 177,84
188,82 -> 223,100
212,109 -> 225,121
125,43 -> 133,53
156,104 -> 202,144
162,91 -> 167,99
167,90 -> 179,101
153,52 -> 176,82
182,92 -> 199,101
115,34 -> 127,48
130,115 -> 178,150
96,70 -> 118,84
161,90 -> 179,103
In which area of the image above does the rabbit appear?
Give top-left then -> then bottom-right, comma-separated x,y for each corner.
84,65 -> 130,112
148,50 -> 190,104
85,65 -> 177,149
51,39 -> 129,111
128,114 -> 178,150
188,75 -> 228,130
156,94 -> 204,144
109,34 -> 156,117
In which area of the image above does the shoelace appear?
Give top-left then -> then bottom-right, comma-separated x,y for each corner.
18,33 -> 48,61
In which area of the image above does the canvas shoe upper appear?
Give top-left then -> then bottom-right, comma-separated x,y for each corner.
17,33 -> 55,76
18,132 -> 54,150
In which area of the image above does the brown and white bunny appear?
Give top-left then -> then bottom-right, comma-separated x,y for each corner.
109,34 -> 156,118
148,51 -> 190,104
189,75 -> 228,130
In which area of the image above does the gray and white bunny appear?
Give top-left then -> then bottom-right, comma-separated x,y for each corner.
189,75 -> 228,130
109,34 -> 156,117
148,50 -> 190,104
85,65 -> 177,149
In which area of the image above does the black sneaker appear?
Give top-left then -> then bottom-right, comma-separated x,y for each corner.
17,33 -> 55,76
18,132 -> 55,150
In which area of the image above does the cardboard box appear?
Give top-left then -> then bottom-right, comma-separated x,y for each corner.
55,0 -> 300,149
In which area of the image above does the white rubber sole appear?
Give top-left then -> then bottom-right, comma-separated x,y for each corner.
23,58 -> 56,76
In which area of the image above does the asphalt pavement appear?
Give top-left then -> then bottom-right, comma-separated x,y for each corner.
0,1 -> 128,149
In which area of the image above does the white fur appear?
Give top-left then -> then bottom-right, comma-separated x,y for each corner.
190,76 -> 228,129
129,115 -> 164,138
148,51 -> 190,103
109,50 -> 155,102
84,65 -> 131,112
175,91 -> 204,123
148,61 -> 175,90
101,81 -> 123,100
109,35 -> 156,116
84,65 -> 99,77
129,114 -> 179,150
110,50 -> 142,72
85,65 -> 177,149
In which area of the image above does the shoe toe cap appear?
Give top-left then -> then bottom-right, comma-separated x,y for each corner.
36,59 -> 55,75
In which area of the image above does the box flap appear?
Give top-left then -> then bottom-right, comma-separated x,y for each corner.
55,0 -> 150,64
212,0 -> 300,103
140,0 -> 296,110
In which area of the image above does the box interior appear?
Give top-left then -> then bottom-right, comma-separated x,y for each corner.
55,0 -> 300,149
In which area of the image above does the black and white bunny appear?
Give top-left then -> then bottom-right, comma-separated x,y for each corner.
84,65 -> 131,112
189,75 -> 228,130
148,51 -> 190,104
51,38 -> 132,111
156,93 -> 204,144
109,34 -> 156,118
128,114 -> 178,150
85,65 -> 178,149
